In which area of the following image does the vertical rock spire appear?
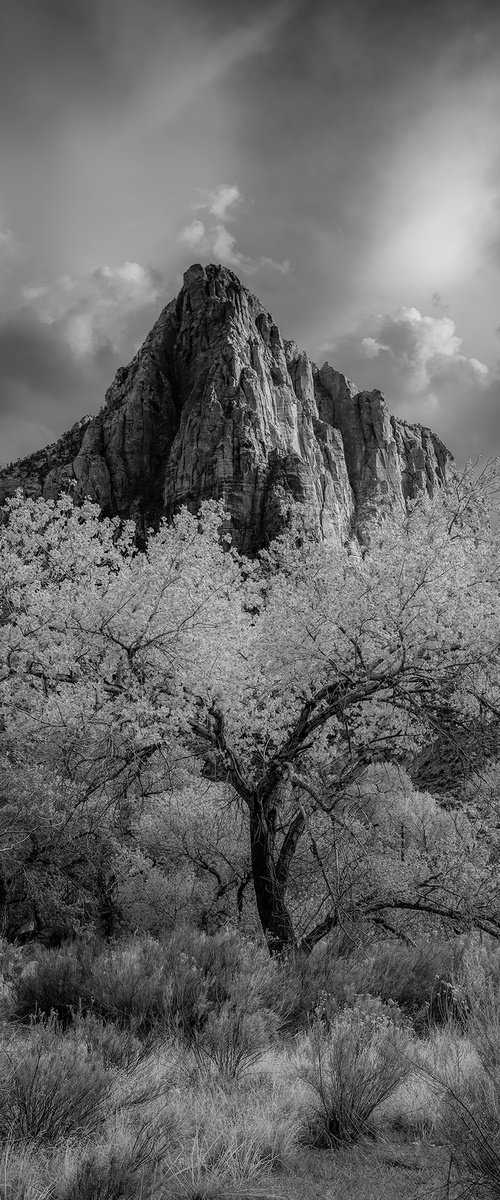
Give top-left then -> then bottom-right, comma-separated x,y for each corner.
0,264 -> 455,549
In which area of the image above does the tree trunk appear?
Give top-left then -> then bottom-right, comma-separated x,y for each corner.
249,802 -> 296,955
0,870 -> 6,937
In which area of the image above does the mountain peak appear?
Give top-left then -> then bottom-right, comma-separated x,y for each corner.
0,265 -> 454,550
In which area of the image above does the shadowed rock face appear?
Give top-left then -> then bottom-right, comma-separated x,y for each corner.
0,263 -> 455,551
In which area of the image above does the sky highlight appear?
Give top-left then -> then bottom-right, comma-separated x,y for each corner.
1,0 -> 500,467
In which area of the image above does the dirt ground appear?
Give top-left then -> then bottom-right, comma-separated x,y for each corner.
270,1135 -> 451,1200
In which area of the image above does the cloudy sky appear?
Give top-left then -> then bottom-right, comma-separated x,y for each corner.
1,0 -> 500,467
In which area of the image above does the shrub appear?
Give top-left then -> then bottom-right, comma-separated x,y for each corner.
83,929 -> 289,1047
268,941 -> 336,1035
11,928 -> 314,1050
380,1024 -> 480,1142
87,939 -> 173,1034
428,978 -> 469,1029
56,1151 -> 138,1200
261,934 -> 465,1035
321,937 -> 470,1032
316,991 -> 412,1035
456,940 -> 500,1049
161,927 -> 242,1005
437,1072 -> 500,1200
341,940 -> 465,1029
12,943 -> 94,1025
12,935 -> 212,1041
0,1029 -> 113,1145
55,1120 -> 175,1200
155,948 -> 213,1044
426,986 -> 500,1198
161,927 -> 290,1027
192,1004 -> 280,1080
299,1005 -> 413,1147
68,1010 -> 149,1070
0,939 -> 25,1016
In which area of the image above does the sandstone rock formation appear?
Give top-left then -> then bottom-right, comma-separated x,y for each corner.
0,263 -> 455,551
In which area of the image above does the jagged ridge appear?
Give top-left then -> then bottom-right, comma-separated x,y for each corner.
0,263 -> 454,550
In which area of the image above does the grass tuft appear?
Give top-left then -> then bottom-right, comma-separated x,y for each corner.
299,1006 -> 412,1148
0,1028 -> 113,1145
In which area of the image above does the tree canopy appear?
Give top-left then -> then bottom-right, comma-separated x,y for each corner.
1,474 -> 500,952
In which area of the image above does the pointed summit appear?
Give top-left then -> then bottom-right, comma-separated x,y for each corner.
0,264 -> 454,549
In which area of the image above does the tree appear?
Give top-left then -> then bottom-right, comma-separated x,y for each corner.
1,478 -> 500,952
185,476 -> 500,953
0,494 -> 246,937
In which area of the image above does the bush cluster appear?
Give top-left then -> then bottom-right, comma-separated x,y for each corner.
5,925 -> 500,1199
12,929 -> 285,1081
275,935 -> 468,1034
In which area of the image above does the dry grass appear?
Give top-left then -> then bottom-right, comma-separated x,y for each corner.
297,1010 -> 413,1148
5,930 -> 499,1200
0,1030 -> 115,1145
267,1139 -> 450,1200
191,1003 -> 280,1080
375,1026 -> 482,1140
0,1141 -> 54,1200
0,1020 -> 465,1200
427,1002 -> 500,1199
54,1117 -> 178,1200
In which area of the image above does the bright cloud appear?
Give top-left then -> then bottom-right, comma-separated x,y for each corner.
325,306 -> 499,463
0,258 -> 167,464
359,79 -> 500,307
356,307 -> 488,392
328,307 -> 488,393
24,261 -> 164,358
177,219 -> 206,248
194,183 -> 242,220
177,183 -> 290,276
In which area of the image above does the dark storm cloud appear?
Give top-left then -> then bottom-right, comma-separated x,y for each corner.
0,310 -> 101,465
0,311 -> 85,406
0,0 -> 289,130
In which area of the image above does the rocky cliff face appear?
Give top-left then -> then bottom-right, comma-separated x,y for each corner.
0,263 -> 455,551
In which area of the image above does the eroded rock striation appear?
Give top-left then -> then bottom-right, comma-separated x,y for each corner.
0,263 -> 455,550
